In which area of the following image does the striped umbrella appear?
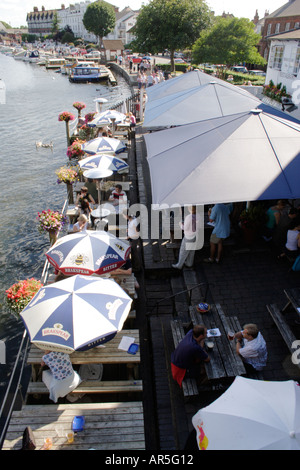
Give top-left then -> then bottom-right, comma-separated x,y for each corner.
79,153 -> 128,173
45,230 -> 130,276
88,110 -> 126,127
20,275 -> 133,353
82,137 -> 126,155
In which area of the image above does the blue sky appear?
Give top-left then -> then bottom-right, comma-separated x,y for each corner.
0,0 -> 287,28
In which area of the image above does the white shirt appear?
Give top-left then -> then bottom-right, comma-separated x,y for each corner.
182,213 -> 199,240
128,217 -> 140,240
239,331 -> 267,371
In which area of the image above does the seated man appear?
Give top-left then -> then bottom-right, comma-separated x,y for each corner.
108,184 -> 127,207
171,325 -> 210,387
234,323 -> 267,372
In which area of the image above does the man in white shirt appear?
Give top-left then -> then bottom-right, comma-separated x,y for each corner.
234,323 -> 267,371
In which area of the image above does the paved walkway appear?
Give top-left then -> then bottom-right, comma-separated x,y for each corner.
132,125 -> 300,450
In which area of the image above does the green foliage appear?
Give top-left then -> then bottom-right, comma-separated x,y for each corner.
132,0 -> 212,69
192,17 -> 266,68
263,80 -> 291,102
83,0 -> 115,44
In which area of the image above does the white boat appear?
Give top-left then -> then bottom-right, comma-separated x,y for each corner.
13,50 -> 27,60
69,64 -> 108,83
45,57 -> 66,69
22,50 -> 40,63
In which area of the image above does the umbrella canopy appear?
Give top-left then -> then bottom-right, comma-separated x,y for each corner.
79,153 -> 128,173
82,136 -> 126,155
192,376 -> 300,450
145,107 -> 300,206
145,69 -> 217,102
88,109 -> 126,128
143,79 -> 261,128
45,230 -> 130,276
20,275 -> 132,353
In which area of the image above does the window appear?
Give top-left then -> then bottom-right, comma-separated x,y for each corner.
295,22 -> 300,29
269,45 -> 285,70
267,24 -> 272,36
275,23 -> 280,34
285,22 -> 290,31
294,47 -> 300,75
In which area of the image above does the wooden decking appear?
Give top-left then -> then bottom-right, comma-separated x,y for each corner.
2,402 -> 145,450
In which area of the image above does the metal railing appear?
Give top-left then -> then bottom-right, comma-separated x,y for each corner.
0,330 -> 30,449
148,282 -> 210,316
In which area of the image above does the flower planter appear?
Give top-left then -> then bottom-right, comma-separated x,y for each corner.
48,229 -> 58,245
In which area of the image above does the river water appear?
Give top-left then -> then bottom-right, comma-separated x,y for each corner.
0,53 -> 132,402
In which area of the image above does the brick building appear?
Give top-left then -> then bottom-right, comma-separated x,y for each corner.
258,0 -> 300,61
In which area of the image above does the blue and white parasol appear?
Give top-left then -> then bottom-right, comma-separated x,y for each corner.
88,110 -> 126,127
79,153 -> 128,173
20,275 -> 133,353
81,136 -> 126,155
45,230 -> 130,276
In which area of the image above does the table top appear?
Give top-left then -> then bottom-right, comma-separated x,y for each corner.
27,329 -> 140,365
90,206 -> 111,218
189,304 -> 246,380
2,402 -> 145,450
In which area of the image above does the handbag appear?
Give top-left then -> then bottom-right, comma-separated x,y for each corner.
20,426 -> 36,450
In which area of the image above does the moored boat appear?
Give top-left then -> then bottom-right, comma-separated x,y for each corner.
69,64 -> 108,83
45,57 -> 66,69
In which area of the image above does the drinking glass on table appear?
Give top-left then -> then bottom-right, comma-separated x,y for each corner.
227,330 -> 235,340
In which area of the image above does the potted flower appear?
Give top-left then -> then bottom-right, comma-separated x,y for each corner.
66,140 -> 85,160
58,111 -> 75,146
6,278 -> 43,316
37,209 -> 68,244
73,101 -> 86,118
55,166 -> 79,204
84,112 -> 96,124
239,204 -> 267,244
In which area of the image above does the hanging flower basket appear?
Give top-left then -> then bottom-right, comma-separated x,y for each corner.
84,112 -> 96,124
58,111 -> 75,122
66,140 -> 85,160
6,278 -> 43,316
37,209 -> 68,236
56,166 -> 79,184
73,101 -> 86,118
58,111 -> 75,146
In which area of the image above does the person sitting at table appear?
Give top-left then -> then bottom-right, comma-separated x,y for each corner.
73,214 -> 89,232
75,186 -> 95,209
41,350 -> 82,403
110,257 -> 140,290
277,219 -> 300,259
171,325 -> 210,387
108,184 -> 127,209
233,323 -> 267,372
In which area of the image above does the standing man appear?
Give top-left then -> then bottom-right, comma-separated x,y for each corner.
204,203 -> 231,264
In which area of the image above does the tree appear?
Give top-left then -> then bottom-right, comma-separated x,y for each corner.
192,17 -> 266,70
83,0 -> 115,51
51,12 -> 60,37
132,0 -> 212,71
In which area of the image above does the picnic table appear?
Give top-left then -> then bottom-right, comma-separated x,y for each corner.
27,329 -> 140,382
189,303 -> 246,381
2,402 -> 145,450
281,288 -> 300,315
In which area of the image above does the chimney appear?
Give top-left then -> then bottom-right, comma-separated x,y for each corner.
33,6 -> 38,12
42,6 -> 45,11
61,4 -> 65,9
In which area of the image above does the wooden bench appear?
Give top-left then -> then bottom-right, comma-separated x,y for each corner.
170,320 -> 199,397
282,288 -> 300,314
2,402 -> 145,450
267,303 -> 300,369
26,379 -> 143,396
